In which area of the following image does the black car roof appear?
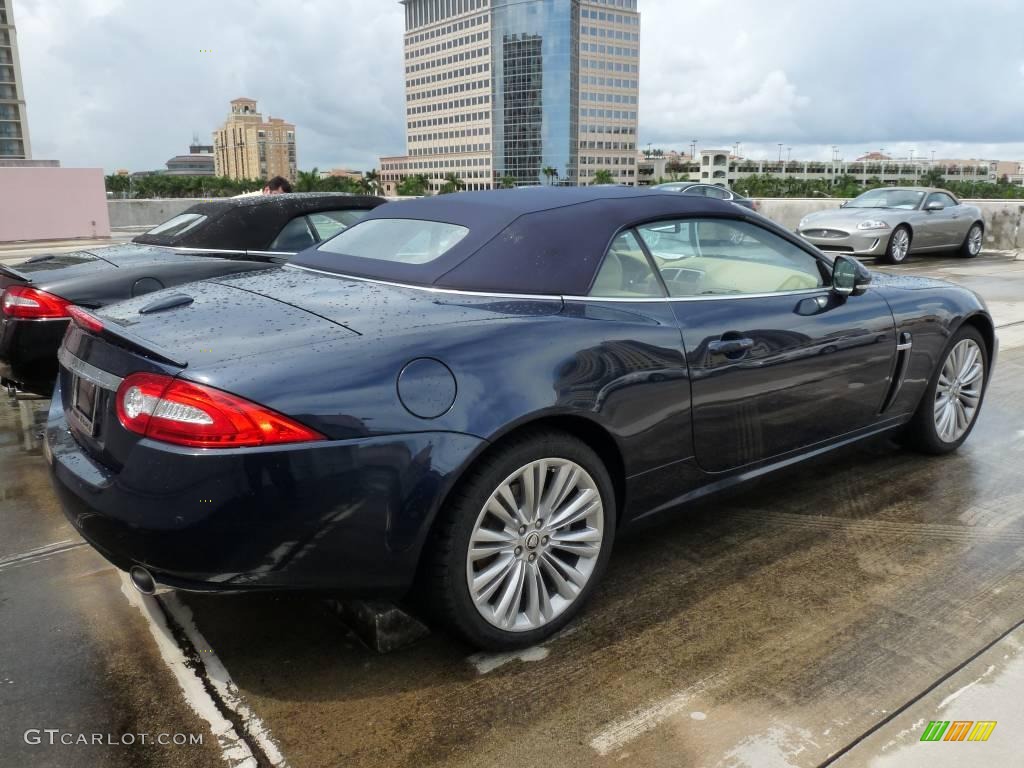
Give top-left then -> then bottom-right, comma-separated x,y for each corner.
291,187 -> 755,295
132,193 -> 386,250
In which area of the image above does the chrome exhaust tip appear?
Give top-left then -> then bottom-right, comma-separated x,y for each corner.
129,566 -> 157,596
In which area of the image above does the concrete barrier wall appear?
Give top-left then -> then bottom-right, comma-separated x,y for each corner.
108,199 -> 198,229
0,168 -> 110,241
756,198 -> 1024,252
106,197 -> 1024,252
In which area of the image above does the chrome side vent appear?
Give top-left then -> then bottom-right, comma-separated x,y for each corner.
879,332 -> 913,414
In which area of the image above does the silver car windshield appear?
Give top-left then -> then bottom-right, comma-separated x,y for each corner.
846,189 -> 925,210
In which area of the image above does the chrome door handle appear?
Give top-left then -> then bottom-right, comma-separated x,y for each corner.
709,338 -> 754,355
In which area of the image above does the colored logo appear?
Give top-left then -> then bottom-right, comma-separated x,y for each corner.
920,720 -> 997,742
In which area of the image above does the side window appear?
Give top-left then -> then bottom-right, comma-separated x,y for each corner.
308,209 -> 370,242
681,185 -> 707,196
268,216 -> 316,252
589,231 -> 664,298
939,193 -> 958,208
637,219 -> 825,297
703,186 -> 731,200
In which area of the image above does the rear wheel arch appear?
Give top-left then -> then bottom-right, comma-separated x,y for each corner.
413,414 -> 628,580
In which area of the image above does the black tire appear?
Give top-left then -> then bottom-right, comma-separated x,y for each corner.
881,225 -> 912,264
427,429 -> 616,650
904,325 -> 988,455
958,222 -> 983,259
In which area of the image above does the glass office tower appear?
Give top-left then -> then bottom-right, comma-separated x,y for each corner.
491,0 -> 578,185
383,0 -> 639,193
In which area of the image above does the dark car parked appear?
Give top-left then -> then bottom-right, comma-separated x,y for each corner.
46,187 -> 995,649
1,193 -> 385,395
651,181 -> 758,211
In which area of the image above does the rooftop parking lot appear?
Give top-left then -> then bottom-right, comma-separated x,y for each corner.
2,249 -> 1023,768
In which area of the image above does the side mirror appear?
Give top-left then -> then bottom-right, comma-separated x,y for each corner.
832,255 -> 872,297
924,200 -> 944,211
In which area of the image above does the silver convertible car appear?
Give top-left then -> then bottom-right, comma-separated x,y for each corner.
797,187 -> 984,264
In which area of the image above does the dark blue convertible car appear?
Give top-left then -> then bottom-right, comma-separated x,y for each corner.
46,187 -> 995,649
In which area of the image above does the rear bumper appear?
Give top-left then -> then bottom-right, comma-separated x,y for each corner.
798,229 -> 890,256
44,386 -> 486,595
0,315 -> 68,395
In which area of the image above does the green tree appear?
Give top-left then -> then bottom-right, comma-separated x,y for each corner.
439,173 -> 466,194
592,169 -> 614,185
499,174 -> 517,189
921,167 -> 946,188
363,169 -> 382,195
397,174 -> 430,196
295,168 -> 322,192
542,166 -> 558,185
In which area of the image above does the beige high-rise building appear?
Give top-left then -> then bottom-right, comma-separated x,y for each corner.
0,0 -> 32,160
381,0 -> 639,194
212,98 -> 297,181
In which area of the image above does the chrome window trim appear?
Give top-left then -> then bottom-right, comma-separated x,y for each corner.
285,264 -> 836,303
284,264 -> 562,301
57,347 -> 123,392
246,250 -> 296,257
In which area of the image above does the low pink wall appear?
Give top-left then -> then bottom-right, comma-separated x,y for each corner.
0,167 -> 111,242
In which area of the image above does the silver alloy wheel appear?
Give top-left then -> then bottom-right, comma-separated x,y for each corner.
934,338 -> 984,443
891,228 -> 910,261
466,458 -> 604,632
967,225 -> 983,256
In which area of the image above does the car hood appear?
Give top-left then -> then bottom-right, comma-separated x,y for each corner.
801,207 -> 903,227
92,265 -> 563,369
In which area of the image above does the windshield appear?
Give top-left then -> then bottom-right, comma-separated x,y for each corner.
846,189 -> 925,210
316,218 -> 469,265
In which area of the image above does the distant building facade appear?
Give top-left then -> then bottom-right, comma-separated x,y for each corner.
381,0 -> 640,194
0,0 -> 32,160
636,148 -> 1016,189
212,98 -> 296,181
164,141 -> 215,176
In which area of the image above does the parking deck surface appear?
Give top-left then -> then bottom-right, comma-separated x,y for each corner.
2,251 -> 1023,767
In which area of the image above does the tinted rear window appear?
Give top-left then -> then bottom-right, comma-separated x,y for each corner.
316,218 -> 469,265
143,213 -> 207,238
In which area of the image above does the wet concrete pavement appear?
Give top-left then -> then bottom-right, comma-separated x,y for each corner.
1,250 -> 1023,767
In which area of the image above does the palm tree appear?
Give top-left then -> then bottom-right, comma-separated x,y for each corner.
542,166 -> 558,185
499,174 -> 517,189
592,169 -> 614,185
363,168 -> 382,195
295,168 -> 321,192
439,172 -> 466,194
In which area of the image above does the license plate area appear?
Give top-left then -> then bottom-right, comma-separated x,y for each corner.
70,374 -> 100,436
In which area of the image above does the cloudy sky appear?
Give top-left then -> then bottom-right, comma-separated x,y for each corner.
13,0 -> 1024,172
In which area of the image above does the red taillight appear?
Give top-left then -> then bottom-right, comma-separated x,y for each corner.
67,305 -> 104,333
115,372 -> 324,448
1,286 -> 71,319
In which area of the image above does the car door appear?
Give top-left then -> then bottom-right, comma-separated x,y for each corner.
921,192 -> 961,249
636,217 -> 897,473
935,192 -> 970,247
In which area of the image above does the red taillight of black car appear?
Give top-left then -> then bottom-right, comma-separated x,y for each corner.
115,372 -> 325,448
1,286 -> 71,319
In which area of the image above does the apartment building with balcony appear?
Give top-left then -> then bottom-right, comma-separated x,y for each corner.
381,0 -> 640,194
0,0 -> 31,161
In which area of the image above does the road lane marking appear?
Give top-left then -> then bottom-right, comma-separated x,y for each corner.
0,539 -> 87,571
589,678 -> 716,756
119,573 -> 288,767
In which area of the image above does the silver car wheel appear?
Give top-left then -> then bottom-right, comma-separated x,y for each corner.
890,228 -> 910,261
466,458 -> 604,632
967,225 -> 983,256
934,338 -> 984,443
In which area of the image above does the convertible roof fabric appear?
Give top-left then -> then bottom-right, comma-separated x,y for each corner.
132,194 -> 385,251
291,187 -> 750,295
